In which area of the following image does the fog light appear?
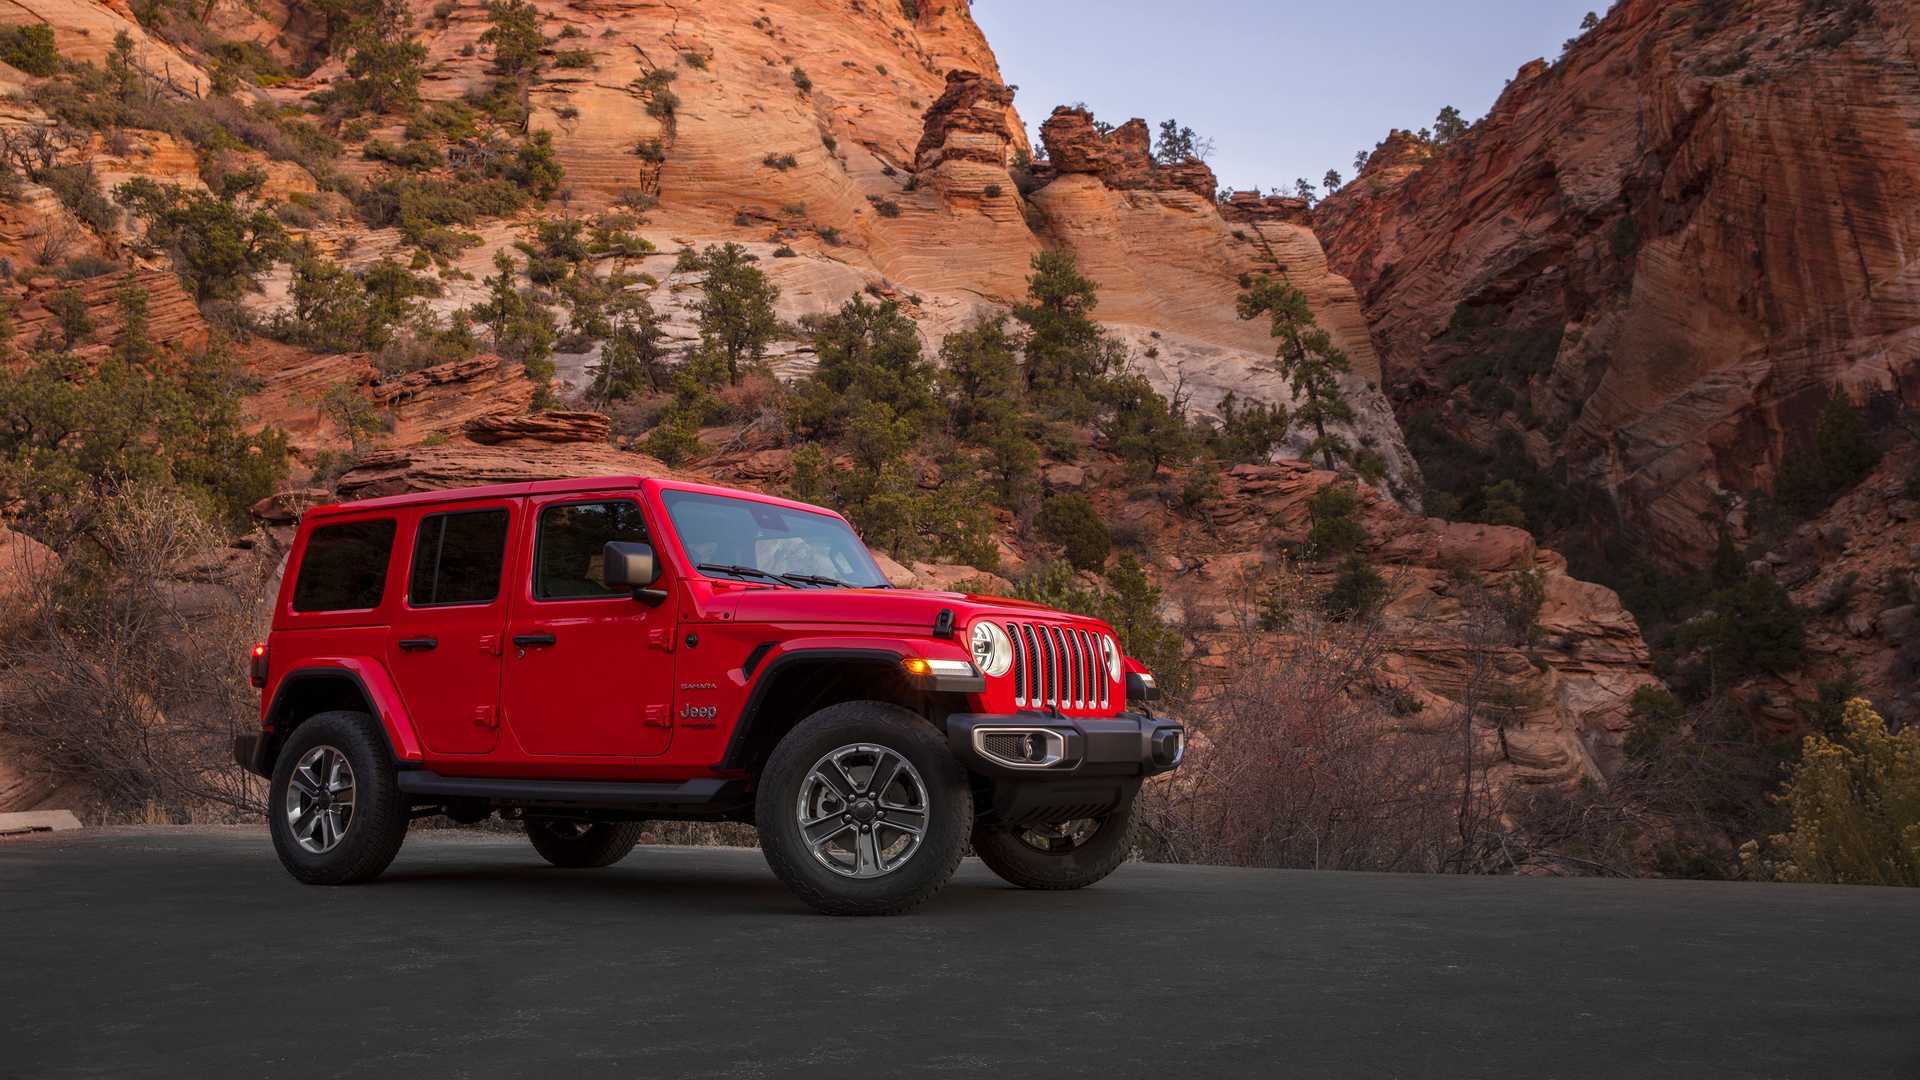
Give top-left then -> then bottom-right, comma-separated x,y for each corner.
974,727 -> 1066,769
1023,732 -> 1049,762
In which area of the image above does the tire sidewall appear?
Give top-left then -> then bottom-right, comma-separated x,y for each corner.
268,710 -> 407,885
757,702 -> 971,913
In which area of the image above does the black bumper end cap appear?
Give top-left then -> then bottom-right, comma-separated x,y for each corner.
234,733 -> 269,778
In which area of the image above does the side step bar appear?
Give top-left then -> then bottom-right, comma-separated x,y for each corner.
398,771 -> 750,815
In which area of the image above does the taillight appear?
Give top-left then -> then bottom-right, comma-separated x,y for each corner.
249,643 -> 270,689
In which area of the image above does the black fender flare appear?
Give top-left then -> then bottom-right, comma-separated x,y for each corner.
717,647 -> 908,771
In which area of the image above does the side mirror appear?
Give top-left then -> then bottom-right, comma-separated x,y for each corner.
603,541 -> 665,605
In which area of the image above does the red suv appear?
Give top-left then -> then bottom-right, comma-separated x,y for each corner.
236,476 -> 1183,914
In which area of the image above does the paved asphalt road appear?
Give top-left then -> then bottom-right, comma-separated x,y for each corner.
2,828 -> 1916,1079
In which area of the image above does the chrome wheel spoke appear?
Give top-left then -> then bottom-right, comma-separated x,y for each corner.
818,758 -> 858,801
290,767 -> 321,799
866,754 -> 901,800
853,829 -> 883,877
879,808 -> 925,835
802,815 -> 852,846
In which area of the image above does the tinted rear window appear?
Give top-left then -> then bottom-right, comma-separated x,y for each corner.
409,509 -> 510,607
292,519 -> 397,613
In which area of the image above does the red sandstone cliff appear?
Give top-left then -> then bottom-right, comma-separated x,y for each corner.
1315,0 -> 1920,565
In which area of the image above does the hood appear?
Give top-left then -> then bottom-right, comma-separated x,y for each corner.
697,586 -> 1114,636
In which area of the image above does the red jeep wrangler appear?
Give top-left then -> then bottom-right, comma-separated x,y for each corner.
236,476 -> 1183,914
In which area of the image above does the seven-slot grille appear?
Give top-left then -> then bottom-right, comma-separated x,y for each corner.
1006,621 -> 1110,713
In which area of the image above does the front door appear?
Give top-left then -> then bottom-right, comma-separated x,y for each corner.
500,493 -> 677,757
387,501 -> 516,755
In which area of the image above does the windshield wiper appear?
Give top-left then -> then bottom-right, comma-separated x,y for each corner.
782,573 -> 859,589
697,563 -> 807,588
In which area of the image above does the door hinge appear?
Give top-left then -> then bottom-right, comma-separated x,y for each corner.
478,634 -> 501,656
473,705 -> 497,728
643,704 -> 672,729
648,628 -> 675,652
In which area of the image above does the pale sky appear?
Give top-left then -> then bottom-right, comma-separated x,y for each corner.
972,0 -> 1604,193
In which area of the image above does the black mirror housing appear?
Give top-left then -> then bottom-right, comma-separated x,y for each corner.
603,541 -> 660,589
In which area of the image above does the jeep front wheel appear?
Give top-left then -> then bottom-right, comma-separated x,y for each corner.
268,710 -> 410,885
756,701 -> 971,916
971,799 -> 1136,891
525,819 -> 644,868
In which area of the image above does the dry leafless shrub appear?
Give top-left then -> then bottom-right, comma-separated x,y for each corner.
0,485 -> 278,820
1137,562 -> 1467,872
30,214 -> 76,266
1134,558 -> 1665,877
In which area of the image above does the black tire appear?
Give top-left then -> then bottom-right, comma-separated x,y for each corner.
525,819 -> 644,868
972,799 -> 1137,891
756,701 -> 972,916
268,710 -> 409,885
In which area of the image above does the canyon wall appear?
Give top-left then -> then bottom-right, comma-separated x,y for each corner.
1316,0 -> 1920,563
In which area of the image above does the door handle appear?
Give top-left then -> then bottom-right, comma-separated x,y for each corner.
512,633 -> 557,648
397,637 -> 438,651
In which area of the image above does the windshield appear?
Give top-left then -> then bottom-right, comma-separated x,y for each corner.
661,490 -> 890,589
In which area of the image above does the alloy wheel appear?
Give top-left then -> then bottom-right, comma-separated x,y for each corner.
796,743 -> 929,879
286,745 -> 356,855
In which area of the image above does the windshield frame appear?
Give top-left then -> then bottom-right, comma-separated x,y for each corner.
657,487 -> 890,590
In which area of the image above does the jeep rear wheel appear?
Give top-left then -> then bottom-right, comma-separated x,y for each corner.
756,701 -> 971,916
268,710 -> 410,885
971,799 -> 1136,891
525,819 -> 644,868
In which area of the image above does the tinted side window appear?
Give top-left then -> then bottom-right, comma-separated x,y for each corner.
292,519 -> 397,613
409,509 -> 510,607
534,501 -> 648,600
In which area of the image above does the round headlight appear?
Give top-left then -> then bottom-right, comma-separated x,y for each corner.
970,621 -> 1013,678
1101,635 -> 1123,682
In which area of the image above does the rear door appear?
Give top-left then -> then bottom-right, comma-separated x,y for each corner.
500,492 -> 677,758
386,500 -> 517,756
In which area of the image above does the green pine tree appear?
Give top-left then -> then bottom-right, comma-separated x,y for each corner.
1013,250 -> 1123,409
1236,277 -> 1358,472
690,242 -> 780,385
339,0 -> 428,116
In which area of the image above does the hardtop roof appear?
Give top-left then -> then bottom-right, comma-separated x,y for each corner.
300,475 -> 847,522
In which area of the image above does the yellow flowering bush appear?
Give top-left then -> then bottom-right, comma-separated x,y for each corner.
1742,699 -> 1920,886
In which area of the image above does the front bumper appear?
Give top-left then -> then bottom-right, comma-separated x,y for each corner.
945,711 -> 1185,779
